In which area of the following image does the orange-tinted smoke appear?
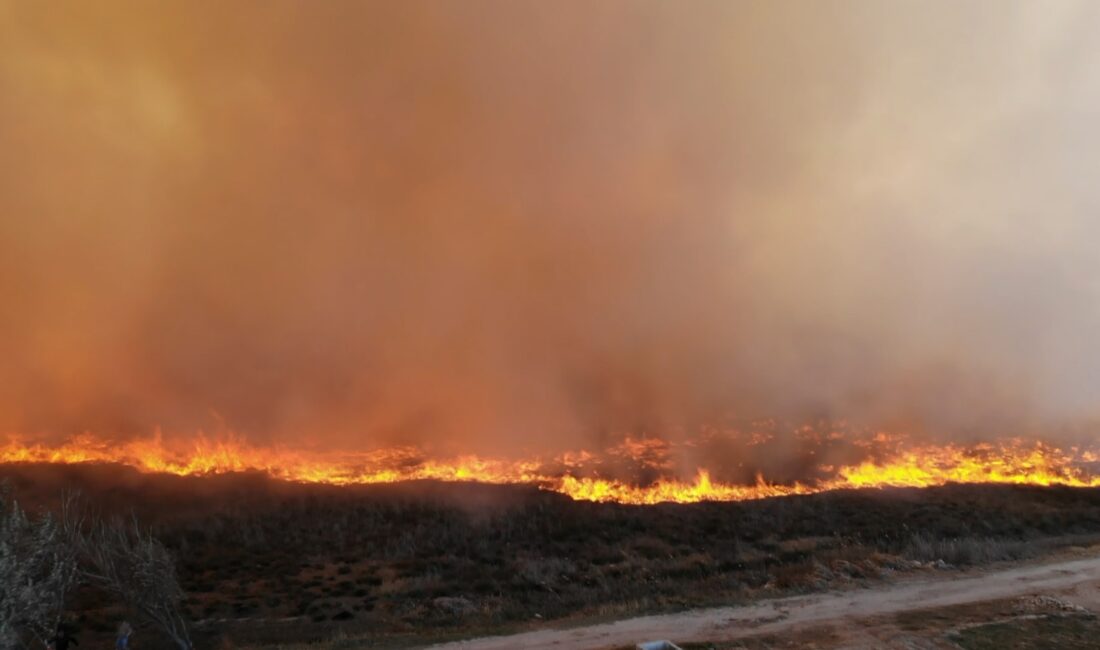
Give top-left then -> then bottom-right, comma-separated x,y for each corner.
2,2 -> 1100,452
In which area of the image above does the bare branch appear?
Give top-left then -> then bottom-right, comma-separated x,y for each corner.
78,514 -> 193,650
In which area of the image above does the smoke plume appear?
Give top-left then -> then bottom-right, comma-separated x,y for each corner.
3,1 -> 1100,452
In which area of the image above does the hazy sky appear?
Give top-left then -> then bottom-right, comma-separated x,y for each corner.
2,1 -> 1100,451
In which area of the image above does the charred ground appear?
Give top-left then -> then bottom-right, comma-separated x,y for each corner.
6,464 -> 1100,648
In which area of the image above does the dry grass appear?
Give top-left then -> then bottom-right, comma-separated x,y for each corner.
6,464 -> 1100,647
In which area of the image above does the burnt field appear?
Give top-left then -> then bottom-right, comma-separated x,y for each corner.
6,464 -> 1100,648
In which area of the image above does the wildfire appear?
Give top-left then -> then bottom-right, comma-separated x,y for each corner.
2,431 -> 1099,505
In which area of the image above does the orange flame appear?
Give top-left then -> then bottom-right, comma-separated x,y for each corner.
2,432 -> 1098,505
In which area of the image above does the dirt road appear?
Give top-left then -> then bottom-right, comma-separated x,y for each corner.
432,552 -> 1100,649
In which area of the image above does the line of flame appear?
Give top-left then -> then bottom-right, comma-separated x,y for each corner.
2,433 -> 1099,505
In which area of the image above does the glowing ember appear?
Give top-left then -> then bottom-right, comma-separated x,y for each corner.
2,432 -> 1098,505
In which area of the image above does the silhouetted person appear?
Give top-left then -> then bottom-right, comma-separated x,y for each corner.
115,622 -> 132,650
51,623 -> 78,650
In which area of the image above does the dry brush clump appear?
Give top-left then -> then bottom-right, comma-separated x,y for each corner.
79,515 -> 193,649
902,534 -> 1033,566
0,489 -> 80,649
0,487 -> 192,650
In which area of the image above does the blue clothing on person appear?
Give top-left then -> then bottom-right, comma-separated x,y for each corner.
115,621 -> 133,649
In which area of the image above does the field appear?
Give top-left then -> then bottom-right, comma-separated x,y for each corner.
6,463 -> 1100,648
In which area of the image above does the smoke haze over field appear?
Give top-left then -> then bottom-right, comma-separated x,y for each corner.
2,1 -> 1100,452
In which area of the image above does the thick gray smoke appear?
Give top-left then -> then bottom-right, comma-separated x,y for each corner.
2,1 -> 1099,452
